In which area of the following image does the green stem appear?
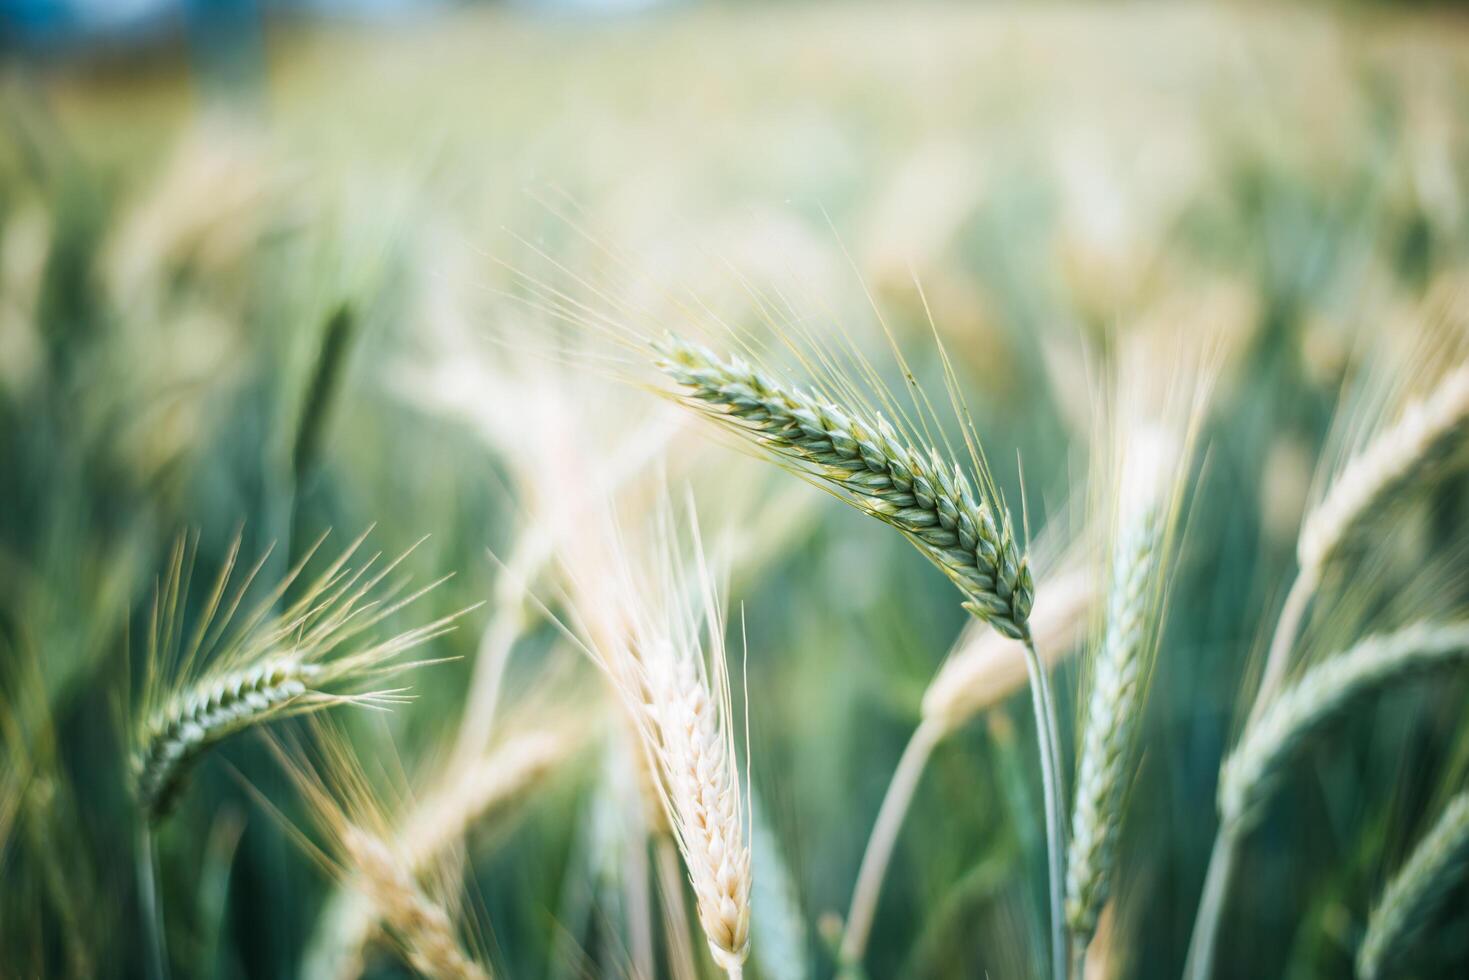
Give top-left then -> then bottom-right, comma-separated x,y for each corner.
1186,572 -> 1311,980
840,719 -> 944,967
1022,636 -> 1068,980
1184,830 -> 1238,980
1247,572 -> 1316,728
137,826 -> 170,980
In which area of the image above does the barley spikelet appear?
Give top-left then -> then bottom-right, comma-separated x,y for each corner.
1066,328 -> 1211,947
136,656 -> 315,816
559,493 -> 752,976
272,725 -> 495,980
307,687 -> 587,980
1299,365 -> 1469,580
342,826 -> 490,980
651,651 -> 752,973
656,336 -> 1033,639
133,530 -> 464,822
1357,791 -> 1469,979
305,705 -> 586,980
1220,623 -> 1469,834
1066,419 -> 1186,942
1065,505 -> 1162,940
923,565 -> 1095,735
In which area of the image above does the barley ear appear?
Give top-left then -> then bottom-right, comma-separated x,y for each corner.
1064,500 -> 1163,942
135,657 -> 316,819
1251,364 -> 1469,736
1299,365 -> 1469,582
1357,791 -> 1469,980
132,533 -> 463,823
656,336 -> 1034,639
342,826 -> 491,980
1220,623 -> 1469,836
1066,407 -> 1196,948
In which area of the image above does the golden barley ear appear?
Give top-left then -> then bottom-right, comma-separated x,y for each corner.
260,722 -> 494,980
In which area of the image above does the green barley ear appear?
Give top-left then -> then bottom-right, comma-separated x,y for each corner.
655,336 -> 1034,639
132,530 -> 467,823
1219,623 -> 1469,836
1066,334 -> 1210,951
1299,364 -> 1469,586
1357,790 -> 1469,980
1063,432 -> 1170,945
1254,344 -> 1469,722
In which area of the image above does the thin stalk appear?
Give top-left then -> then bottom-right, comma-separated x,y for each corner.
840,719 -> 944,966
1023,635 -> 1069,980
1070,939 -> 1087,980
448,602 -> 526,767
137,826 -> 170,980
1247,572 -> 1316,728
839,632 -> 1065,978
1183,831 -> 1238,980
1185,572 -> 1312,980
626,822 -> 655,980
655,834 -> 699,980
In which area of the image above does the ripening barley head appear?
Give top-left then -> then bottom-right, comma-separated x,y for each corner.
549,488 -> 753,977
268,725 -> 491,980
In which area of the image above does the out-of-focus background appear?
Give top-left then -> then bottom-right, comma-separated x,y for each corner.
4,1 -> 1469,978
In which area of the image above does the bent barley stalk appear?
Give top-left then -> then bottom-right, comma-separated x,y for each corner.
1357,790 -> 1469,980
1254,365 -> 1469,728
1220,623 -> 1469,835
654,336 -> 1066,978
1188,363 -> 1469,980
133,532 -> 463,822
1186,623 -> 1469,980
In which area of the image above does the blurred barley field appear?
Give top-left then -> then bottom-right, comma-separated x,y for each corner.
6,2 -> 1469,978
